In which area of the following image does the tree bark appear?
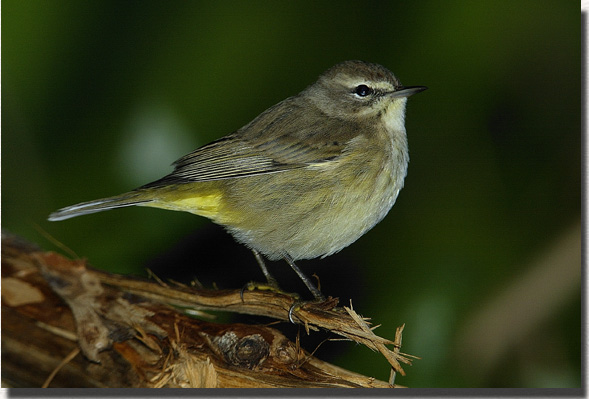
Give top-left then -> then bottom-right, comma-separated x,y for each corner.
1,232 -> 414,388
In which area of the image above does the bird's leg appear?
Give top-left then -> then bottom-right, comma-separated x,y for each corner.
241,249 -> 300,301
283,254 -> 327,323
251,248 -> 278,288
241,251 -> 327,323
283,254 -> 325,301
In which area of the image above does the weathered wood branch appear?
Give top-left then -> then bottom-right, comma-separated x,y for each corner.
1,233 -> 414,388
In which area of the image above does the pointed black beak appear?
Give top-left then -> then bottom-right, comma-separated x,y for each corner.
388,86 -> 428,99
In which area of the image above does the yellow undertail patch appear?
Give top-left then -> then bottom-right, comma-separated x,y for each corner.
141,193 -> 223,220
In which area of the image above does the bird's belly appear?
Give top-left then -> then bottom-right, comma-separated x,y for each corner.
221,160 -> 401,261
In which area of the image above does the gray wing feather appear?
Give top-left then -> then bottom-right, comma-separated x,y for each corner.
143,97 -> 358,187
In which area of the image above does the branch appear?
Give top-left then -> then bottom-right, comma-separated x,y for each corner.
1,232 -> 414,388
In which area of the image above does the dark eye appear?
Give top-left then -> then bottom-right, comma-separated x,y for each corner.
354,84 -> 373,97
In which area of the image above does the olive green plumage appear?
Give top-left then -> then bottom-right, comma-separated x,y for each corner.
49,60 -> 426,295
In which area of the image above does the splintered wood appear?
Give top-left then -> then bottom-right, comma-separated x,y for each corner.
1,233 -> 415,388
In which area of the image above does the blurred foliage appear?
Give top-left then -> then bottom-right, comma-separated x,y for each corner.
2,0 -> 580,388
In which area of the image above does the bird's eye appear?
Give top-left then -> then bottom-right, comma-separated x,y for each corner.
354,84 -> 373,97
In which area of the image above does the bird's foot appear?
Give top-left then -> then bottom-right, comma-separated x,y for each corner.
240,279 -> 301,302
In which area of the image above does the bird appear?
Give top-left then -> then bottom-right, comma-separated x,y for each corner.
49,60 -> 426,300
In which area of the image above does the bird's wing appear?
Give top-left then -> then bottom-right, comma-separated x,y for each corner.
143,99 -> 360,186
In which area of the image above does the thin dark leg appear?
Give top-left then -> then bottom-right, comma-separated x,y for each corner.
283,254 -> 325,301
251,249 -> 278,287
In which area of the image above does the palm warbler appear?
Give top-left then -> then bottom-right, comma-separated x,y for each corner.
49,60 -> 426,299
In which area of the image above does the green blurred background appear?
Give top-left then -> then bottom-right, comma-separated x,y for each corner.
2,0 -> 581,388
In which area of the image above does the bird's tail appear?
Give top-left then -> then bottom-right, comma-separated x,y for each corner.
48,191 -> 154,221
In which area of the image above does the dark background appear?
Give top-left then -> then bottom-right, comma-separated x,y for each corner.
2,1 -> 581,388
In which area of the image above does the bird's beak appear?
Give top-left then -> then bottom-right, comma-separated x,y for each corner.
388,86 -> 428,99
